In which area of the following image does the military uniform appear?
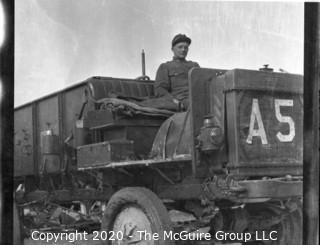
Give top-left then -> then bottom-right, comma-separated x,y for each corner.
155,57 -> 200,108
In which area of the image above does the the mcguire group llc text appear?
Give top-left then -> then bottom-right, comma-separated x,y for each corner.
31,230 -> 278,243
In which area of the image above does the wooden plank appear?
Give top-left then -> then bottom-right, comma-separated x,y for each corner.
77,155 -> 192,170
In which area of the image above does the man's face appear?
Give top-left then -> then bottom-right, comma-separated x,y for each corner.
172,42 -> 189,59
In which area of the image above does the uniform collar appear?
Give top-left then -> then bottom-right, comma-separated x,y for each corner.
173,56 -> 187,62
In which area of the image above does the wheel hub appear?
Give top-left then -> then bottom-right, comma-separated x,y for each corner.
112,206 -> 154,245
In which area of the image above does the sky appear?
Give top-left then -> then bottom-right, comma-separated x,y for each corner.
15,0 -> 304,106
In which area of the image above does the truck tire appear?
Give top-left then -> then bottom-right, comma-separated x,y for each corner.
102,187 -> 174,245
274,208 -> 302,245
245,204 -> 302,245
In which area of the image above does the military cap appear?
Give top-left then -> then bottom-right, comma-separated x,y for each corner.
172,34 -> 191,47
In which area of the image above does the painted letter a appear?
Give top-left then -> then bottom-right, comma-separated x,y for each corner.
246,98 -> 268,145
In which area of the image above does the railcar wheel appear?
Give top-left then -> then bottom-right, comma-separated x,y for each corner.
102,187 -> 174,245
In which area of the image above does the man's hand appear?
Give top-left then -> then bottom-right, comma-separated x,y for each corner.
172,98 -> 179,105
173,98 -> 184,111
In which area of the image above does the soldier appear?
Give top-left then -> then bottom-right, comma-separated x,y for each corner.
155,34 -> 200,110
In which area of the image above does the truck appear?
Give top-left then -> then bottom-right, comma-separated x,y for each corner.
14,66 -> 303,245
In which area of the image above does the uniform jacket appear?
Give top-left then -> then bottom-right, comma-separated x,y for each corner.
155,57 -> 200,103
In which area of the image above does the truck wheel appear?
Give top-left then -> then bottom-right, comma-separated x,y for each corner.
273,208 -> 302,245
245,205 -> 302,245
102,187 -> 174,245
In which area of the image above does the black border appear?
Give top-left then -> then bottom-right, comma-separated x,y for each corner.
0,0 -> 14,244
303,3 -> 320,245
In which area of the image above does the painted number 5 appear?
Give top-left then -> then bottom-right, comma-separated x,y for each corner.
275,99 -> 295,142
246,98 -> 295,144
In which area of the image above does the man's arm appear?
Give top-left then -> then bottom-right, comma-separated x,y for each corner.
193,62 -> 200,68
154,63 -> 172,97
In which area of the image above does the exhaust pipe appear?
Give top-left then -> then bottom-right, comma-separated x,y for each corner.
136,49 -> 150,80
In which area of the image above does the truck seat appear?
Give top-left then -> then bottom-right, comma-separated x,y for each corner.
86,76 -> 155,101
84,76 -> 177,115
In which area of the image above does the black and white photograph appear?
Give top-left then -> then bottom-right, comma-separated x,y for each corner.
0,1 -> 319,245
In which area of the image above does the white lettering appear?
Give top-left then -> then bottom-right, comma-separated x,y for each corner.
30,231 -> 88,243
245,232 -> 251,242
215,231 -> 223,240
246,98 -> 268,145
164,231 -> 173,240
31,231 -> 39,240
270,231 -> 277,240
275,99 -> 295,142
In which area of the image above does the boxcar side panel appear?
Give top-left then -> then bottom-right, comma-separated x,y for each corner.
63,85 -> 89,148
14,106 -> 34,176
37,96 -> 60,173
